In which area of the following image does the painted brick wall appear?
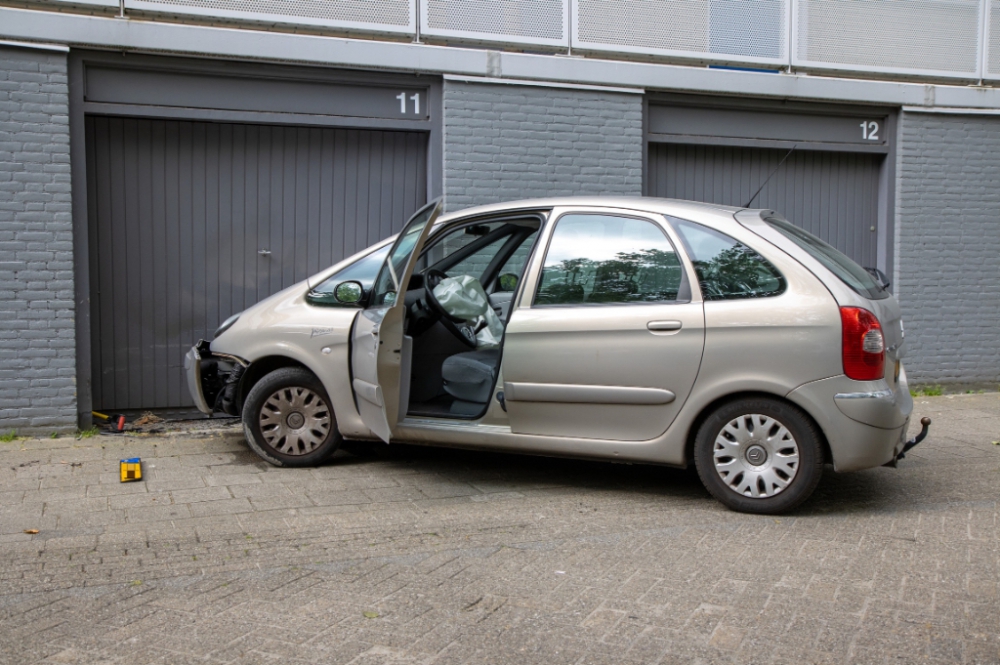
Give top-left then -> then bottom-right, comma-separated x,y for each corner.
896,112 -> 1000,386
442,81 -> 643,211
0,46 -> 76,434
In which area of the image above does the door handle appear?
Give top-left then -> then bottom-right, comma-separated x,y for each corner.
647,320 -> 682,332
257,249 -> 271,256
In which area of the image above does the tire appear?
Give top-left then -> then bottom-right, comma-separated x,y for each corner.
693,397 -> 824,514
241,367 -> 342,467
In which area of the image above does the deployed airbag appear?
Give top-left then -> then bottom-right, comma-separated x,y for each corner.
432,275 -> 504,348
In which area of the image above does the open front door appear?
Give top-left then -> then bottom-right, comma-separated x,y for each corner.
351,200 -> 441,442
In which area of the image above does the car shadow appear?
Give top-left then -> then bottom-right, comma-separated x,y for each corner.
334,439 -> 710,503
332,440 -> 908,515
796,465 -> 913,516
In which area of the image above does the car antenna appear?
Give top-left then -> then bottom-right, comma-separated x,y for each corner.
743,144 -> 797,208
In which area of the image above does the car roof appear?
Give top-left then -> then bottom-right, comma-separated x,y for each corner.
434,196 -> 753,231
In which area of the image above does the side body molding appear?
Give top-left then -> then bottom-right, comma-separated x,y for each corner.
504,383 -> 676,405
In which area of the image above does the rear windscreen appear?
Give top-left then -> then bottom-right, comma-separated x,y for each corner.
763,216 -> 888,300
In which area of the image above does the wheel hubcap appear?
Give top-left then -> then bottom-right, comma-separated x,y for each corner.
258,387 -> 331,456
745,444 -> 767,466
713,413 -> 799,498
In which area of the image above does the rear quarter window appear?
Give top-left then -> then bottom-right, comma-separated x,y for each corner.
763,216 -> 888,301
672,219 -> 786,301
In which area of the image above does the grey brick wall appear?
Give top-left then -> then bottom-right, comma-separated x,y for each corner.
896,112 -> 1000,386
0,46 -> 76,434
442,80 -> 643,211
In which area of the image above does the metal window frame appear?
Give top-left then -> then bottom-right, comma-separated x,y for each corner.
69,49 -> 442,428
124,0 -> 416,34
985,0 -> 999,80
12,0 -> 1000,84
420,0 -> 569,47
570,0 -> 790,68
34,0 -> 119,7
790,0 -> 986,81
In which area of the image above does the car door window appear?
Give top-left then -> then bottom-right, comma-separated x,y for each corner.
308,245 -> 391,305
418,222 -> 508,279
371,204 -> 437,306
445,238 -> 508,279
672,219 -> 786,300
535,214 -> 683,305
494,231 -> 538,292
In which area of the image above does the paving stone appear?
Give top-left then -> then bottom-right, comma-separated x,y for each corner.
0,395 -> 997,664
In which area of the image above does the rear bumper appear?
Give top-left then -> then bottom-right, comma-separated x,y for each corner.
788,373 -> 913,472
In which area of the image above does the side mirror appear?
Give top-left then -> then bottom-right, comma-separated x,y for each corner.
334,281 -> 364,304
497,273 -> 519,292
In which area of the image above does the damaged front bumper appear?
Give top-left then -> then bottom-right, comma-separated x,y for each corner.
184,340 -> 248,416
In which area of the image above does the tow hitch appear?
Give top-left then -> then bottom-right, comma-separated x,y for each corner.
895,417 -> 932,463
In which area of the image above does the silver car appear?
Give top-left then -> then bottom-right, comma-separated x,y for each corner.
186,197 -> 927,514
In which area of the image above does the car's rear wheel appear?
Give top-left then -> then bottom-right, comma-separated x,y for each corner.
242,367 -> 342,467
694,397 -> 823,514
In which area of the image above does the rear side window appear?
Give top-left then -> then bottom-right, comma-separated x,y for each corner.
672,219 -> 785,301
536,214 -> 683,305
763,216 -> 888,300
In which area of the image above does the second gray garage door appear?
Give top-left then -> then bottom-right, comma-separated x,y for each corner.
648,143 -> 882,268
86,116 -> 428,411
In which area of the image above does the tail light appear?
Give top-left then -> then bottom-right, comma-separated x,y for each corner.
840,307 -> 885,381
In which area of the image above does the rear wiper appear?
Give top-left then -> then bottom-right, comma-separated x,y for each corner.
864,267 -> 891,291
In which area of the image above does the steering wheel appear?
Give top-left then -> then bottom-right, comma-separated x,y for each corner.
422,268 -> 478,348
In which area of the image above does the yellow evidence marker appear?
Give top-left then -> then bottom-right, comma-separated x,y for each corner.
120,457 -> 142,482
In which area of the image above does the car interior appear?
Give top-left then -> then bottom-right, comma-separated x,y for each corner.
400,215 -> 542,419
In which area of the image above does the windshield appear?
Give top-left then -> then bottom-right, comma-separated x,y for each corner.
764,216 -> 888,300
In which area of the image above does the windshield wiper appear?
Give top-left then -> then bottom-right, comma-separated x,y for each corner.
864,267 -> 891,291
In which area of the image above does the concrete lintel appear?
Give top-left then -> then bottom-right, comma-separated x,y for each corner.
0,38 -> 70,53
902,105 -> 1000,116
443,74 -> 643,95
2,6 -> 1000,110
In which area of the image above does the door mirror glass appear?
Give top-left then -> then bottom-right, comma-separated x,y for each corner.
497,273 -> 519,292
334,281 -> 363,304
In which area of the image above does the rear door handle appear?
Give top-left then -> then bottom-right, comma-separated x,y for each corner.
647,320 -> 682,332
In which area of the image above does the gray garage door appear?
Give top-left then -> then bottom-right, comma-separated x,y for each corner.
648,143 -> 882,268
86,116 -> 428,411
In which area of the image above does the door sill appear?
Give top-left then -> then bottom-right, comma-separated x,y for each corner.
399,417 -> 511,434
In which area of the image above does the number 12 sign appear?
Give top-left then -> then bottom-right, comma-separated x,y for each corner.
860,121 -> 880,141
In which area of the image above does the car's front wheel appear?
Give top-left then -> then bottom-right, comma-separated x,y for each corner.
242,367 -> 342,467
694,397 -> 824,514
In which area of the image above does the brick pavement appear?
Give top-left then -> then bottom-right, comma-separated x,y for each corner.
0,393 -> 998,665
